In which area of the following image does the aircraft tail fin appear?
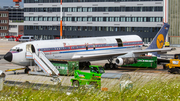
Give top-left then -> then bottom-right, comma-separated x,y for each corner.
146,23 -> 170,49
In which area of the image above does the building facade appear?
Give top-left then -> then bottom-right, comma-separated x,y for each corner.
0,10 -> 9,37
168,0 -> 180,45
0,7 -> 24,37
9,22 -> 24,36
24,0 -> 164,42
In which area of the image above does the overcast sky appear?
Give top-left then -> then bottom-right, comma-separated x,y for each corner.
0,0 -> 24,8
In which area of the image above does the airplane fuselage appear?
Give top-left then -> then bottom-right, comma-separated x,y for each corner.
4,35 -> 143,66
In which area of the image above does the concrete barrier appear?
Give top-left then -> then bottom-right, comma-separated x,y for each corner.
0,70 -> 5,91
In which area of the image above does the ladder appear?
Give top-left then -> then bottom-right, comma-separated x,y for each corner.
26,51 -> 59,76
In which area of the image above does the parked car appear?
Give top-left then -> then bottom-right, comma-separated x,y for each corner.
19,36 -> 34,42
8,38 -> 14,41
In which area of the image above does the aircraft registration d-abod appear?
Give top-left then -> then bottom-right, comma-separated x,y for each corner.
4,23 -> 173,72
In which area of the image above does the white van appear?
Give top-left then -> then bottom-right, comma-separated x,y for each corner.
19,36 -> 34,42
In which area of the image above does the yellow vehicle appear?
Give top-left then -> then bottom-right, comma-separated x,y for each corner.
165,42 -> 170,47
165,54 -> 180,74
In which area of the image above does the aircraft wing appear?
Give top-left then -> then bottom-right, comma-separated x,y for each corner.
71,51 -> 127,61
133,48 -> 174,55
71,48 -> 174,61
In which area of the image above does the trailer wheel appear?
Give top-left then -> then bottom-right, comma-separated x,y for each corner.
73,81 -> 79,88
163,64 -> 168,70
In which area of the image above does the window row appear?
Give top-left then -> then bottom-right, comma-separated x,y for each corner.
0,26 -> 8,30
25,26 -> 161,33
25,16 -> 163,22
0,20 -> 8,24
0,13 -> 8,17
9,25 -> 17,28
24,0 -> 163,3
0,33 -> 7,36
24,6 -> 163,12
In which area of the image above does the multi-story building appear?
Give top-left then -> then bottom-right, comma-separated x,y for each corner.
24,0 -> 164,42
0,7 -> 24,37
6,7 -> 24,36
0,9 -> 9,37
7,7 -> 24,22
168,0 -> 180,45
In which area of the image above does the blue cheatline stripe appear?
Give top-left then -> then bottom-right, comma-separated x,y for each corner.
34,59 -> 47,74
26,57 -> 33,59
59,46 -> 127,53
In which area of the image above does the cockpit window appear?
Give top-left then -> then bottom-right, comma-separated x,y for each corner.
10,49 -> 23,52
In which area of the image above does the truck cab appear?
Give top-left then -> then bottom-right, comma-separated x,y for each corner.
90,65 -> 105,74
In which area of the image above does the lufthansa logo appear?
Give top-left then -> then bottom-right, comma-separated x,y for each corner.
156,34 -> 164,49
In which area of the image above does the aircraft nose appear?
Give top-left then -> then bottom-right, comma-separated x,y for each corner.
4,52 -> 12,62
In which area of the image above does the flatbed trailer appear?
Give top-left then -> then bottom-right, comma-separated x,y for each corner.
122,56 -> 157,68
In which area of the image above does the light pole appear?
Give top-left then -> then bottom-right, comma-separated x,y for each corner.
60,0 -> 63,39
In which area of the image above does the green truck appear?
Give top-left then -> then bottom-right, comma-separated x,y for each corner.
70,65 -> 105,88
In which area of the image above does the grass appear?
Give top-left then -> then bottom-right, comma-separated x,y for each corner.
1,74 -> 180,101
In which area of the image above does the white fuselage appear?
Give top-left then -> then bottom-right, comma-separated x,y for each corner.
8,35 -> 143,66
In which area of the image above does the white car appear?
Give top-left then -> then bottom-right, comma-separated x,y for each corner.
143,42 -> 150,47
19,36 -> 34,42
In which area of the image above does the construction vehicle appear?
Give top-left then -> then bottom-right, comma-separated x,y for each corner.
164,54 -> 180,73
70,65 -> 105,88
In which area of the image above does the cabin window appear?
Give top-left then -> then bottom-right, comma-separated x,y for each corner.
10,48 -> 23,52
116,38 -> 123,47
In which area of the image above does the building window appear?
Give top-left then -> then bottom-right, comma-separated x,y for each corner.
44,17 -> 47,21
39,17 -> 43,21
88,7 -> 92,12
53,17 -> 57,21
83,7 -> 87,12
68,8 -> 72,12
25,17 -> 29,21
110,27 -> 114,31
78,26 -> 81,31
48,17 -> 52,21
34,17 -> 38,21
72,8 -> 76,12
88,26 -> 92,31
30,17 -> 33,21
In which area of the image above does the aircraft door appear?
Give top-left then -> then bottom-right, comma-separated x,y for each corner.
116,38 -> 123,47
26,44 -> 36,53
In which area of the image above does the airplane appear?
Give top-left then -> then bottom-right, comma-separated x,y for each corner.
4,23 -> 173,72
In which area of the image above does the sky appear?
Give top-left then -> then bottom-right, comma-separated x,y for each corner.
0,0 -> 24,8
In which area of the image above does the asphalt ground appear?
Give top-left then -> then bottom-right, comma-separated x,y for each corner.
0,39 -> 180,87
